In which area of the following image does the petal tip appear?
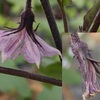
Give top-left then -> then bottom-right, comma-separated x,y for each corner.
36,62 -> 40,69
1,52 -> 7,63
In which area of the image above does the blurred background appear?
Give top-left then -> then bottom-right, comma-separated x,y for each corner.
0,0 -> 62,100
63,33 -> 100,100
65,0 -> 100,32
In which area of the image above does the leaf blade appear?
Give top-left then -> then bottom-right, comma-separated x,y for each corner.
83,1 -> 100,32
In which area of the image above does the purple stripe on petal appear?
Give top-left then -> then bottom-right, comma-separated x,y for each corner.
35,35 -> 62,58
22,31 -> 41,68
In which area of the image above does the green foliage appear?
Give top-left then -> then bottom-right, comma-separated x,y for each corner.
73,0 -> 85,8
7,0 -> 25,14
63,68 -> 82,85
62,0 -> 72,6
37,86 -> 62,100
64,0 -> 98,31
0,59 -> 32,99
39,62 -> 62,80
0,74 -> 32,98
83,0 -> 100,32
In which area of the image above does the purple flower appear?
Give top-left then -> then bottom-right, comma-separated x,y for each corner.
70,33 -> 100,100
83,60 -> 100,100
0,29 -> 61,68
0,1 -> 62,68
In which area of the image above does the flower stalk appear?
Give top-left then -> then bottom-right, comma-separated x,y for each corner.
26,0 -> 31,10
57,0 -> 69,32
0,66 -> 62,86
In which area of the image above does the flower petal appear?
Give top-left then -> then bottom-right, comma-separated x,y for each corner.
35,35 -> 62,58
83,60 -> 100,100
0,30 -> 4,35
0,30 -> 7,50
1,30 -> 25,62
2,51 -> 8,62
22,32 -> 41,68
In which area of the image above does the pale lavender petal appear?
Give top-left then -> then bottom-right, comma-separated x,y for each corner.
0,30 -> 7,50
0,30 -> 18,51
0,30 -> 3,32
0,30 -> 4,35
83,61 -> 100,100
22,32 -> 41,68
1,30 -> 25,62
35,35 -> 62,58
2,51 -> 8,62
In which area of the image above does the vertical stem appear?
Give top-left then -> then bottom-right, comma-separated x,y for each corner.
26,0 -> 32,10
40,0 -> 62,56
57,0 -> 69,33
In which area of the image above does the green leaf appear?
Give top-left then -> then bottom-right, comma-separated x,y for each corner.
14,77 -> 32,98
14,56 -> 25,64
63,68 -> 82,85
7,0 -> 25,14
62,0 -> 72,6
0,59 -> 16,69
83,0 -> 100,32
73,0 -> 85,8
37,86 -> 62,100
0,59 -> 32,98
39,62 -> 62,80
0,74 -> 32,98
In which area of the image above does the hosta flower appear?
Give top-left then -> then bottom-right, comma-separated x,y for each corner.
0,2 -> 61,68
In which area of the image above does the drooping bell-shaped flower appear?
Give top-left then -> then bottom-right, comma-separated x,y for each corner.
71,33 -> 100,100
82,59 -> 100,100
0,0 -> 61,68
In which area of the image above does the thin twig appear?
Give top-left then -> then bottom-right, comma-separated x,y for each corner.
0,66 -> 62,86
57,0 -> 69,32
40,0 -> 62,61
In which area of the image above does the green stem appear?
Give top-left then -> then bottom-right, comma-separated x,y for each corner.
57,0 -> 69,32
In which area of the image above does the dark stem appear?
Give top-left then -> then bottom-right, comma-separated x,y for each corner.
26,0 -> 32,10
40,0 -> 62,61
89,9 -> 100,32
57,0 -> 69,32
0,66 -> 62,86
